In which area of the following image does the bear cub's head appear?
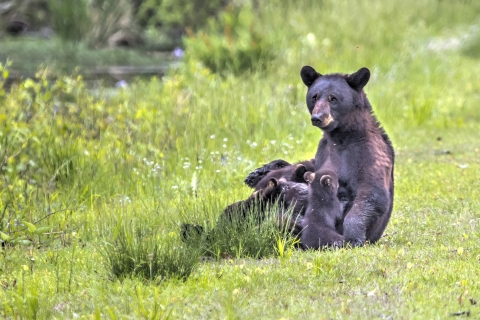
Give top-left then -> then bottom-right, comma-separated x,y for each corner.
245,161 -> 314,190
303,169 -> 339,205
300,66 -> 370,131
261,176 -> 308,210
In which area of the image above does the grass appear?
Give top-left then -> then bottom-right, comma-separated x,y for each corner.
0,37 -> 171,76
1,0 -> 480,318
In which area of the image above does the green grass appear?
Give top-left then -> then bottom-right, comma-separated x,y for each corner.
1,0 -> 480,318
0,37 -> 171,76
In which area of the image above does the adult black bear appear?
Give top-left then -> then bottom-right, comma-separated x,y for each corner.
299,169 -> 344,249
300,66 -> 394,246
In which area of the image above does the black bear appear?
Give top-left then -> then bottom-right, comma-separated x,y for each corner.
300,65 -> 395,246
265,176 -> 309,236
219,164 -> 308,233
244,159 -> 315,190
297,170 -> 344,249
181,166 -> 309,243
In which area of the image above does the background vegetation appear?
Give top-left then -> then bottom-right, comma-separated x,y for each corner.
1,0 -> 480,318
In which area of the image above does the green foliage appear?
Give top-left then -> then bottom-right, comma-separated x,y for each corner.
0,38 -> 169,75
160,0 -> 229,31
86,0 -> 140,48
102,224 -> 200,281
7,0 -> 138,48
136,0 -> 162,27
461,29 -> 480,58
184,203 -> 297,259
0,62 -> 7,99
47,0 -> 89,43
0,0 -> 50,30
184,4 -> 275,75
137,0 -> 229,32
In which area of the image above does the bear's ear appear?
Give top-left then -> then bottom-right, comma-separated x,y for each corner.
300,66 -> 322,87
320,175 -> 332,187
346,67 -> 370,91
268,178 -> 278,189
303,172 -> 315,184
292,164 -> 308,182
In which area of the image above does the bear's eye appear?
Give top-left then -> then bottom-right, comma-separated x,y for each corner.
328,95 -> 337,102
312,94 -> 318,102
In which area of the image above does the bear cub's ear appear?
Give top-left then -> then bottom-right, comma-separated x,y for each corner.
303,171 -> 315,184
346,67 -> 370,91
300,66 -> 322,87
320,175 -> 332,187
267,178 -> 278,188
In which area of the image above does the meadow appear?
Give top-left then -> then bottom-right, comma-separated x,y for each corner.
1,0 -> 480,318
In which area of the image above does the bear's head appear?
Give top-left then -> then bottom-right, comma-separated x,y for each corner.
303,169 -> 339,202
261,176 -> 308,208
249,163 -> 310,191
300,66 -> 370,131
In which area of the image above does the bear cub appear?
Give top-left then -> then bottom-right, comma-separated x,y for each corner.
244,159 -> 315,190
181,165 -> 310,243
298,169 -> 344,249
222,164 -> 309,225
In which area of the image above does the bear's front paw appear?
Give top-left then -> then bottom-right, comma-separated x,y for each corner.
330,240 -> 344,249
346,239 -> 365,248
244,159 -> 291,188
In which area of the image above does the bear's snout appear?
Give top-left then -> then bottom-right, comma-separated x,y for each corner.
311,112 -> 334,128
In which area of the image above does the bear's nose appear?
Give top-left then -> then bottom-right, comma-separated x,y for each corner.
311,113 -> 328,126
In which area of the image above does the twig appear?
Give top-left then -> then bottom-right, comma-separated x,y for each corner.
4,208 -> 76,234
0,200 -> 10,223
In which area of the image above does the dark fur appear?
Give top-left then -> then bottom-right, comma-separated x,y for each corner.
181,167 -> 309,242
222,164 -> 310,231
244,159 -> 291,188
245,159 -> 315,190
181,223 -> 205,242
298,170 -> 344,249
268,177 -> 309,236
300,66 -> 395,246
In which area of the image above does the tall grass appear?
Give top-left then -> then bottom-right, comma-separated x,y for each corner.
102,223 -> 201,281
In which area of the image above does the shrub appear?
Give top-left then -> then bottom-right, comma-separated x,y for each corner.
102,224 -> 201,281
46,0 -> 139,48
183,4 -> 275,75
461,30 -> 480,59
46,0 -> 89,43
183,201 -> 299,260
86,0 -> 141,48
137,0 -> 229,36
